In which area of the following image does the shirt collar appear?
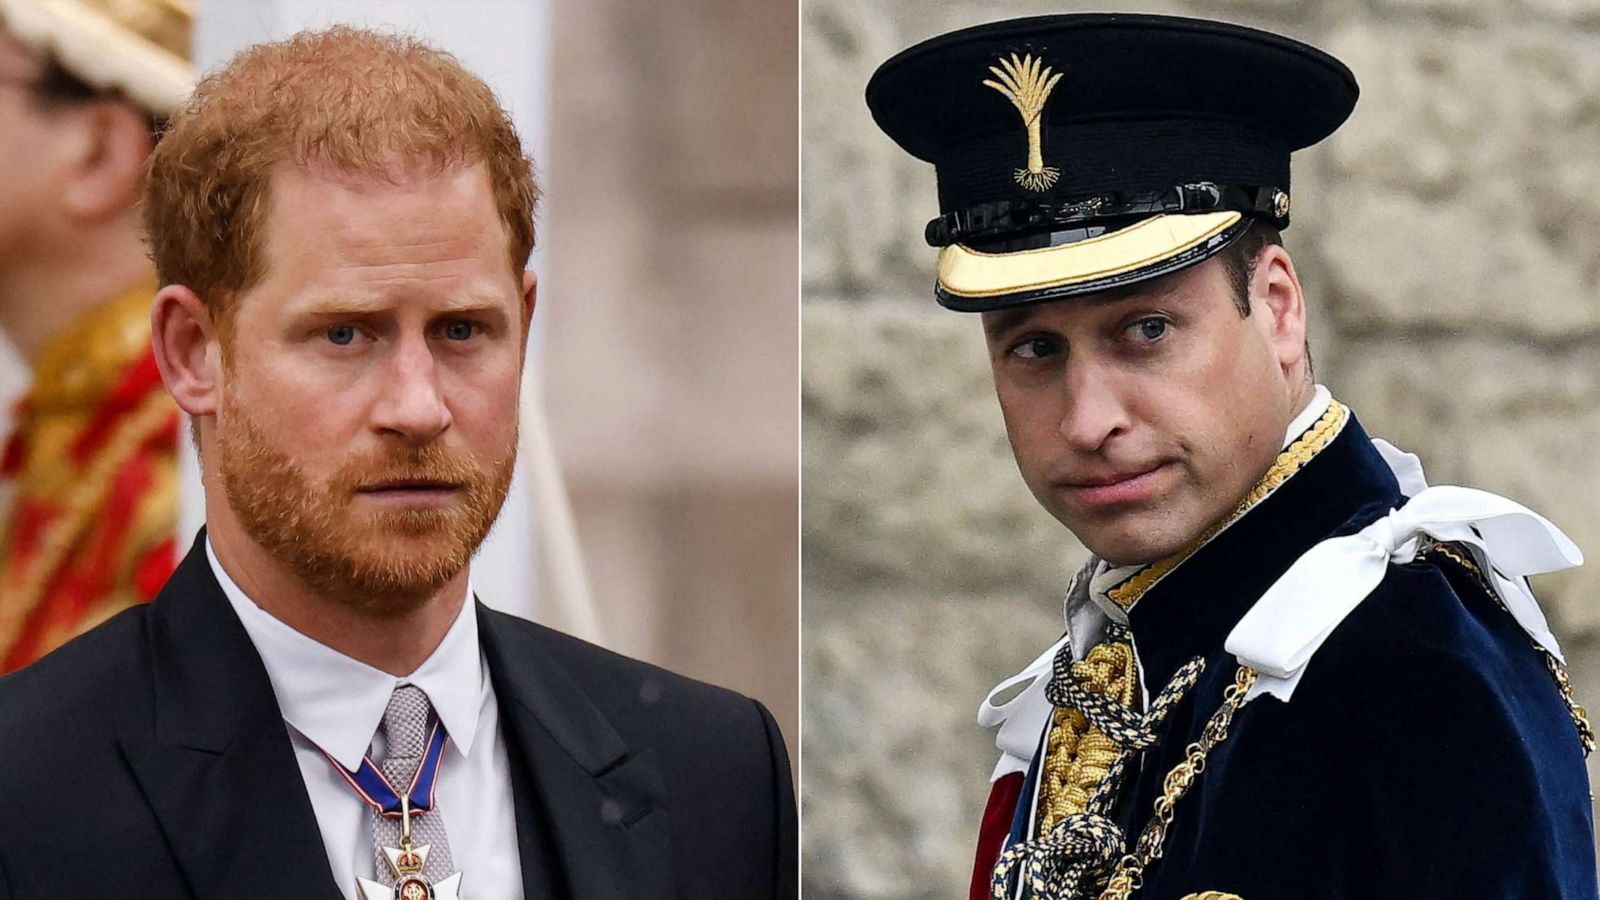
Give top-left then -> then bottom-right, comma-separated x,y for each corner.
206,538 -> 485,770
1283,383 -> 1333,451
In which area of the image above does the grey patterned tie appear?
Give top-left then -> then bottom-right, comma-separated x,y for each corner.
372,684 -> 456,886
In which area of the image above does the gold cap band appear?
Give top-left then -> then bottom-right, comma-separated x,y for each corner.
935,211 -> 1243,302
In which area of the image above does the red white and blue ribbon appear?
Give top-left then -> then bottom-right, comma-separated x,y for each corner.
320,721 -> 449,818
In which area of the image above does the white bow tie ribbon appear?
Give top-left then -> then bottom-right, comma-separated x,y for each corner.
978,634 -> 1069,782
1225,485 -> 1584,704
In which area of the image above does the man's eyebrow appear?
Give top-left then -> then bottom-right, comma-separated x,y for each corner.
982,307 -> 1037,340
982,276 -> 1191,338
431,300 -> 513,319
1092,275 -> 1184,305
294,296 -> 512,317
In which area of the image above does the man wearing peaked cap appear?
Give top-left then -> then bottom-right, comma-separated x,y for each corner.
869,14 -> 1597,900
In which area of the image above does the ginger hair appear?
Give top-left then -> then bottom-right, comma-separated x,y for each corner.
144,26 -> 538,328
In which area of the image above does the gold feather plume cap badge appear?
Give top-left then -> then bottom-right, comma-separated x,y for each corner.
983,52 -> 1065,192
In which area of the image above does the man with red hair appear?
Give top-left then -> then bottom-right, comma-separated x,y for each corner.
0,25 -> 795,900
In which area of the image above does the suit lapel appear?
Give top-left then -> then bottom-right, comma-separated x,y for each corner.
478,605 -> 673,900
118,534 -> 341,900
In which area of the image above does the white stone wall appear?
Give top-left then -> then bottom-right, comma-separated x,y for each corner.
801,1 -> 1600,896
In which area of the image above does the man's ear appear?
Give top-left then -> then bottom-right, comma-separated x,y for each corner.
1250,243 -> 1308,380
520,269 -> 538,344
152,285 -> 222,418
59,102 -> 153,221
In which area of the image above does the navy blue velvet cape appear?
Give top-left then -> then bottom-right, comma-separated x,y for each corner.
1007,413 -> 1596,899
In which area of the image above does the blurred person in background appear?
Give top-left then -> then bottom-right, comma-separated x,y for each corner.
0,25 -> 795,900
0,0 -> 191,671
869,14 -> 1594,899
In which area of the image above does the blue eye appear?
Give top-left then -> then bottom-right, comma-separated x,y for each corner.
1133,318 -> 1168,341
326,325 -> 356,345
444,321 -> 477,341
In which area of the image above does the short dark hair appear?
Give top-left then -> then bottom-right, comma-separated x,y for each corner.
30,56 -> 100,105
28,55 -> 165,135
1215,218 -> 1315,378
1216,219 -> 1283,318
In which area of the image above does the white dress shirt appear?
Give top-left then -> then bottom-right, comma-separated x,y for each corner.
207,540 -> 525,900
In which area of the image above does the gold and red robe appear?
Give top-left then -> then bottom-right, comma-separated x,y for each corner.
0,280 -> 179,671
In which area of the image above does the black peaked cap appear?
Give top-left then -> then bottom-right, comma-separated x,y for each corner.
865,14 -> 1359,311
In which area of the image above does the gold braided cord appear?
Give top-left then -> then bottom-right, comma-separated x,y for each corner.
997,650 -> 1206,900
0,390 -> 177,659
1428,543 -> 1595,756
1108,401 -> 1349,610
3,281 -> 159,506
1036,639 -> 1140,836
1544,656 -> 1596,757
1098,666 -> 1260,900
27,453 -> 177,656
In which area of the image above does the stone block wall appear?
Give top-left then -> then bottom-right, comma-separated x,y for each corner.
802,1 -> 1600,896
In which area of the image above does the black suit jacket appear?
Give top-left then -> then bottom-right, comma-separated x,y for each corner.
0,536 -> 797,899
